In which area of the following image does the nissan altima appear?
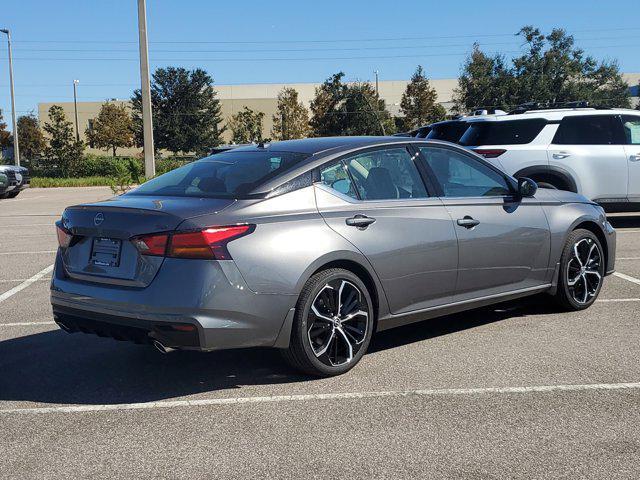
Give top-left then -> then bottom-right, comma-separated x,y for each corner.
51,137 -> 616,376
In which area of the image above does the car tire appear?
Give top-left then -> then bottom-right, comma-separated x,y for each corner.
282,268 -> 374,377
6,191 -> 20,198
553,229 -> 605,311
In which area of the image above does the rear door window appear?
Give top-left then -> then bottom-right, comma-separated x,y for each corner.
339,147 -> 428,200
459,119 -> 546,146
552,115 -> 623,145
621,115 -> 640,145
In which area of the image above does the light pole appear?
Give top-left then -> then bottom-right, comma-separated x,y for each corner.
137,0 -> 155,178
374,70 -> 379,97
73,79 -> 80,142
1,29 -> 19,166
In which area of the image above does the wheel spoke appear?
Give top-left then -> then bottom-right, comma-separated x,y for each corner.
312,329 -> 335,357
311,304 -> 334,323
586,243 -> 597,265
581,275 -> 588,303
341,310 -> 368,322
573,243 -> 584,267
567,273 -> 581,287
335,327 -> 353,364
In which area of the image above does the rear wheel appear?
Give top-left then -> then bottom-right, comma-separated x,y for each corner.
553,229 -> 605,310
5,191 -> 20,198
282,268 -> 374,376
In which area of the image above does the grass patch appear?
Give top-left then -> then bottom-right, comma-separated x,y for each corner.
31,177 -> 112,188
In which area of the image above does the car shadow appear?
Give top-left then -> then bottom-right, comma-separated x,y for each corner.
607,215 -> 640,229
0,296 -> 560,407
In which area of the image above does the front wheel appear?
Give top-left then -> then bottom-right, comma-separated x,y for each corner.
553,229 -> 605,310
282,268 -> 374,376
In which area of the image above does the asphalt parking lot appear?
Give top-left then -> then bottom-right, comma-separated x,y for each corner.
1,187 -> 639,479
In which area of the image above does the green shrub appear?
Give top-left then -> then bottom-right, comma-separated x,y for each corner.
31,176 -> 112,188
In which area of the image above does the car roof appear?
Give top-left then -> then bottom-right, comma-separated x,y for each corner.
224,136 -> 412,155
465,108 -> 640,123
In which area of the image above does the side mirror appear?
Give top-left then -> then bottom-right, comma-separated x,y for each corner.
517,177 -> 538,198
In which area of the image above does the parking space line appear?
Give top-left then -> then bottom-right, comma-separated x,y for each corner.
0,322 -> 55,327
596,298 -> 640,303
1,382 -> 638,415
617,230 -> 640,234
0,265 -> 54,303
617,257 -> 640,261
613,272 -> 640,286
0,250 -> 56,256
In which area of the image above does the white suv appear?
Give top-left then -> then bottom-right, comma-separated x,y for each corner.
458,107 -> 640,211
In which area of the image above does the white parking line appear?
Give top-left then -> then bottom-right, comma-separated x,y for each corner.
0,265 -> 54,303
617,230 -> 640,234
596,298 -> 640,303
617,257 -> 640,261
1,382 -> 638,415
614,272 -> 640,286
0,250 -> 56,256
0,322 -> 55,327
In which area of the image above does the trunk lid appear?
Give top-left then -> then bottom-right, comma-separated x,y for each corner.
60,195 -> 235,287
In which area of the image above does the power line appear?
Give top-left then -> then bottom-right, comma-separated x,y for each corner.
10,27 -> 640,45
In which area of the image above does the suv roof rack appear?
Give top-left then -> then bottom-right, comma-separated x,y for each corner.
507,101 -> 610,115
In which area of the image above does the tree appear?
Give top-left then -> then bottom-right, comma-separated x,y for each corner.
309,72 -> 394,136
132,67 -> 224,155
271,87 -> 310,140
17,115 -> 46,160
399,66 -> 447,130
85,102 -> 134,156
454,27 -> 631,112
0,109 -> 11,151
228,107 -> 265,143
43,105 -> 84,177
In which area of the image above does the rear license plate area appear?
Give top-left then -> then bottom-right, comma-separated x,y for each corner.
90,237 -> 122,267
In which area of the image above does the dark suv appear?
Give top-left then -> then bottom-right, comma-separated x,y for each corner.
0,165 -> 30,198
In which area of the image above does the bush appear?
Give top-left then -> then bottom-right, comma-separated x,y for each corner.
31,176 -> 112,188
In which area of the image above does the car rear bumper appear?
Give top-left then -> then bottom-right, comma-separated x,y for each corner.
50,252 -> 297,351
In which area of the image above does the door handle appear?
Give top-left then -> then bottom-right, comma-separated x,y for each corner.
552,152 -> 571,160
457,216 -> 480,229
346,214 -> 376,228
630,154 -> 640,162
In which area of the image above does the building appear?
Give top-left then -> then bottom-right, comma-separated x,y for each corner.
38,74 -> 640,156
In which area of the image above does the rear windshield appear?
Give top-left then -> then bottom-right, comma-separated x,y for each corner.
129,151 -> 309,198
459,119 -> 546,146
425,122 -> 469,143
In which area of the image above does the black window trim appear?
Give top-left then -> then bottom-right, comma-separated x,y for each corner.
313,143 -> 435,202
413,142 -> 518,200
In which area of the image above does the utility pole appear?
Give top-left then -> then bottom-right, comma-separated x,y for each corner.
374,70 -> 379,97
137,0 -> 155,177
73,79 -> 80,141
1,29 -> 19,166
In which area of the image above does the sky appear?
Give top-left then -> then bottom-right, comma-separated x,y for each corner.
1,0 -> 640,131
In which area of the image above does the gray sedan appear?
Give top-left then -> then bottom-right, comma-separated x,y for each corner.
51,137 -> 616,376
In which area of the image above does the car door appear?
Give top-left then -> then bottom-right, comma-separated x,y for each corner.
314,145 -> 458,315
547,114 -> 628,202
620,114 -> 640,202
416,145 -> 551,302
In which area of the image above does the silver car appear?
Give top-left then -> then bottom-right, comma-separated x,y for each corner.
51,137 -> 616,376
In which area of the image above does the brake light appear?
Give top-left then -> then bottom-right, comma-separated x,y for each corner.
131,225 -> 253,260
169,225 -> 253,259
56,222 -> 73,248
474,149 -> 506,158
132,233 -> 169,256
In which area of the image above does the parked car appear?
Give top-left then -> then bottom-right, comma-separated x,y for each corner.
51,137 -> 615,376
0,165 -> 30,198
459,106 -> 640,211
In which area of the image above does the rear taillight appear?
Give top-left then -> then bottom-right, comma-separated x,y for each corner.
56,222 -> 73,248
474,149 -> 506,158
132,225 -> 253,260
131,233 -> 169,256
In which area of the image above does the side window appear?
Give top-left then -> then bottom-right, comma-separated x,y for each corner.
343,147 -> 428,200
420,147 -> 512,198
621,115 -> 640,145
319,162 -> 358,200
553,115 -> 621,145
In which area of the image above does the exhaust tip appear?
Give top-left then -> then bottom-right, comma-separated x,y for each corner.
153,340 -> 176,354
